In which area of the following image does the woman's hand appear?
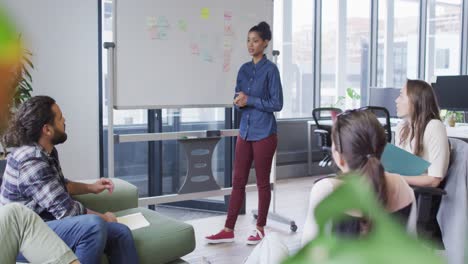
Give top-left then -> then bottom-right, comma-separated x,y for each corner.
234,91 -> 248,107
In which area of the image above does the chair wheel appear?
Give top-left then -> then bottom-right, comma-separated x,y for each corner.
291,224 -> 298,232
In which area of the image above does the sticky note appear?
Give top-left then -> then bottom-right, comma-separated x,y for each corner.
157,16 -> 169,28
201,8 -> 210,19
223,38 -> 232,49
190,43 -> 200,55
146,16 -> 156,27
224,24 -> 234,36
224,11 -> 232,21
178,20 -> 187,32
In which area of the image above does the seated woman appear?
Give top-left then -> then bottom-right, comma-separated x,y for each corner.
301,110 -> 415,246
394,79 -> 450,187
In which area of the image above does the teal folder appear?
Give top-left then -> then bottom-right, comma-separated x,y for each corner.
381,143 -> 431,176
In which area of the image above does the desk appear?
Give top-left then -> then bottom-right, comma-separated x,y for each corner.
446,125 -> 468,139
307,120 -> 468,175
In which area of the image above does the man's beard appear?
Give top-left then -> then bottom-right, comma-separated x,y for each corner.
52,130 -> 67,145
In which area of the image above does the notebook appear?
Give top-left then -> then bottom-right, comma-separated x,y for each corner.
117,212 -> 150,230
381,143 -> 431,176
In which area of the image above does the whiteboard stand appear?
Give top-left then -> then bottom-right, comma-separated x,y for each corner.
104,42 -> 116,178
104,42 -> 256,207
251,51 -> 298,232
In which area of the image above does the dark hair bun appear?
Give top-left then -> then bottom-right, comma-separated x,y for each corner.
249,21 -> 272,41
258,22 -> 270,30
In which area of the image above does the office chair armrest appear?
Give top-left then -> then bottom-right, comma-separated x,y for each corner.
411,186 -> 447,196
314,129 -> 329,134
313,175 -> 336,184
73,178 -> 139,213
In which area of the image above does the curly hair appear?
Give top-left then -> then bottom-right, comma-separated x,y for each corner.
3,96 -> 56,147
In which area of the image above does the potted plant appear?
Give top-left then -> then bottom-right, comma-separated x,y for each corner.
345,87 -> 361,109
0,40 -> 33,157
0,13 -> 34,174
329,88 -> 362,120
442,110 -> 464,127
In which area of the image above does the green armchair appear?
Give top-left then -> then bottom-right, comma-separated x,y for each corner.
73,179 -> 196,264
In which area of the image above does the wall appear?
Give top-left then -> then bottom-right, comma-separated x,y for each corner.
2,0 -> 100,180
1,1 -> 324,183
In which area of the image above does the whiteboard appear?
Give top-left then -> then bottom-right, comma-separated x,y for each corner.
113,0 -> 273,109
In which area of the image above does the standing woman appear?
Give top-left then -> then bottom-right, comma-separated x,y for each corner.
394,79 -> 450,187
205,21 -> 283,245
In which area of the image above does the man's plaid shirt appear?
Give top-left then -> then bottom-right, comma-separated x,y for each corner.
0,144 -> 86,220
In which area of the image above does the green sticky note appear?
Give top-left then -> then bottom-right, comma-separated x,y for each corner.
178,20 -> 187,32
381,143 -> 431,176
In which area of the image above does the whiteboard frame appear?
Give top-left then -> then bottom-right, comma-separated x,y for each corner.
112,0 -> 273,110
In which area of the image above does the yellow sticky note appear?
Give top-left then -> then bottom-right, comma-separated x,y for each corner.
201,8 -> 210,19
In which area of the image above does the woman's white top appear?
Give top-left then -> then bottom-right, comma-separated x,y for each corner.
395,119 -> 450,179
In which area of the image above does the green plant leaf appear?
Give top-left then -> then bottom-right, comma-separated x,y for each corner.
24,56 -> 33,69
346,87 -> 361,100
23,66 -> 32,81
283,176 -> 445,264
24,80 -> 32,91
346,88 -> 353,98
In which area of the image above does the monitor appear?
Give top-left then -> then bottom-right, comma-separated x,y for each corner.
368,87 -> 400,118
433,75 -> 468,111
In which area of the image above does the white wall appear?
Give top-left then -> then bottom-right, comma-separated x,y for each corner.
2,0 -> 100,180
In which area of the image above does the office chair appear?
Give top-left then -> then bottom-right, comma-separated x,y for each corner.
312,107 -> 342,167
411,184 -> 446,248
362,106 -> 392,143
410,139 -> 463,248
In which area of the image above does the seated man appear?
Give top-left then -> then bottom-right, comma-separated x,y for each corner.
0,96 -> 138,264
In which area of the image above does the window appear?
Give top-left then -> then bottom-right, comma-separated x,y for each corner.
320,0 -> 338,107
436,48 -> 450,69
377,0 -> 419,88
273,0 -> 314,118
320,0 -> 370,109
425,0 -> 462,82
345,0 -> 370,108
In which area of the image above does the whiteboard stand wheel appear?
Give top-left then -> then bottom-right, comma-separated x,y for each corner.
291,224 -> 298,232
319,160 -> 324,167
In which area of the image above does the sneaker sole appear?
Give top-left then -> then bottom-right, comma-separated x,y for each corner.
246,240 -> 261,245
205,238 -> 235,244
